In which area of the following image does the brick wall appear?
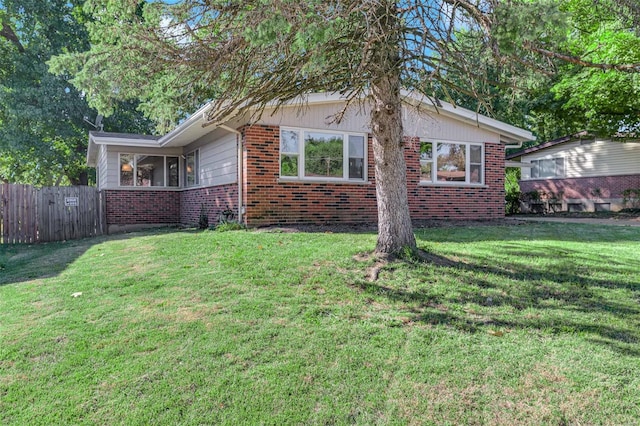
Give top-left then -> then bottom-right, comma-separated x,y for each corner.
519,174 -> 640,200
242,124 -> 507,226
407,140 -> 506,220
104,190 -> 180,225
180,184 -> 238,225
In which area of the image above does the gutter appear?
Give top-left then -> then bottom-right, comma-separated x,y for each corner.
218,124 -> 244,225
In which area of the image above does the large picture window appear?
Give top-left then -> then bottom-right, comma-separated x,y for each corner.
530,158 -> 564,179
119,154 -> 179,187
280,128 -> 366,181
419,141 -> 484,185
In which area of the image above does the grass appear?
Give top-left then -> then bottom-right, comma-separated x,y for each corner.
1,223 -> 639,425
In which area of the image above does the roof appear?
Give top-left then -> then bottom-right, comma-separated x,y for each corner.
87,92 -> 535,166
506,131 -> 590,160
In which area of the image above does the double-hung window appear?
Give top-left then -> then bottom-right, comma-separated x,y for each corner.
119,154 -> 179,187
530,158 -> 564,179
280,127 -> 366,181
419,141 -> 484,185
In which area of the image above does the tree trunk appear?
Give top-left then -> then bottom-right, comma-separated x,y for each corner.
370,78 -> 417,256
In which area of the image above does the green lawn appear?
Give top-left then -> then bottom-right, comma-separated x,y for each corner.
1,223 -> 639,425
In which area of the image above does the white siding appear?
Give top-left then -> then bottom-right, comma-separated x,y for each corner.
403,108 -> 499,143
257,102 -> 500,143
97,145 -> 108,190
521,140 -> 640,179
199,132 -> 238,186
257,102 -> 370,133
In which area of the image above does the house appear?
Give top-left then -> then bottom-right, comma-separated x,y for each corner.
506,133 -> 640,212
87,92 -> 533,232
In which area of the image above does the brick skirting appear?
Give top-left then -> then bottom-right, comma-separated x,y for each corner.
180,184 -> 238,225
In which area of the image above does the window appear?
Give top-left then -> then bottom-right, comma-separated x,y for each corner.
184,150 -> 200,187
280,128 -> 366,181
419,141 -> 484,185
119,154 -> 179,187
530,158 -> 564,179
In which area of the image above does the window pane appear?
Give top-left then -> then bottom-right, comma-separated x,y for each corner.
167,156 -> 179,187
470,164 -> 482,183
304,132 -> 343,178
470,145 -> 481,164
280,154 -> 299,177
437,143 -> 466,182
555,158 -> 564,177
348,135 -> 365,179
186,151 -> 198,186
136,155 -> 165,187
531,160 -> 539,178
540,159 -> 555,178
420,142 -> 433,182
281,130 -> 299,153
120,154 -> 134,186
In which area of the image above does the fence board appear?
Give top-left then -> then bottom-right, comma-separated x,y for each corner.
0,184 -> 104,244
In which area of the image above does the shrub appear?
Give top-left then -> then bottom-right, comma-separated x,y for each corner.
504,167 -> 521,215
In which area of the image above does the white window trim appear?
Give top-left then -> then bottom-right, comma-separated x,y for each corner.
184,149 -> 200,188
418,140 -> 486,186
279,126 -> 368,183
529,157 -> 565,180
118,153 -> 181,188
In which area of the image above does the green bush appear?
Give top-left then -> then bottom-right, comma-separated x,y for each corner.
504,167 -> 521,215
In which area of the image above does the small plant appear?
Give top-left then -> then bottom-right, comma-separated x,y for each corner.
215,222 -> 246,232
198,204 -> 209,230
218,208 -> 236,224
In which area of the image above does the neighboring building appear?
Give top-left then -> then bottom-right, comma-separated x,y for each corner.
87,92 -> 533,232
506,133 -> 640,212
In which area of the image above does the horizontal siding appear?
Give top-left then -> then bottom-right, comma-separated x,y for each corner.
257,102 -> 370,133
199,132 -> 238,186
404,108 -> 499,143
521,140 -> 640,179
97,145 -> 108,191
258,103 -> 501,144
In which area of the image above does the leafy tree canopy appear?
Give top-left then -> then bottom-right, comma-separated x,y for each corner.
442,0 -> 640,141
0,0 -> 154,186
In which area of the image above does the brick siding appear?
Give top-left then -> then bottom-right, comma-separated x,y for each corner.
104,190 -> 180,225
180,184 -> 238,225
519,174 -> 640,200
242,124 -> 506,226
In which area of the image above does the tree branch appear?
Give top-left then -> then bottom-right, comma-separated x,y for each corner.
525,42 -> 640,72
0,16 -> 24,53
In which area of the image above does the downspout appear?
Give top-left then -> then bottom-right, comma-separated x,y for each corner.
219,124 -> 243,224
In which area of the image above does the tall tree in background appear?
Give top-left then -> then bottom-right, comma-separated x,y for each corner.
52,0 -> 640,256
440,0 -> 640,142
0,0 -> 153,186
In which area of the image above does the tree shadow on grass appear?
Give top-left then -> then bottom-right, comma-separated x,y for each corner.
0,227 -> 184,286
354,245 -> 640,357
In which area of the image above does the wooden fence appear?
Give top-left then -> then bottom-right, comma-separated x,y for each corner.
0,184 -> 105,244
